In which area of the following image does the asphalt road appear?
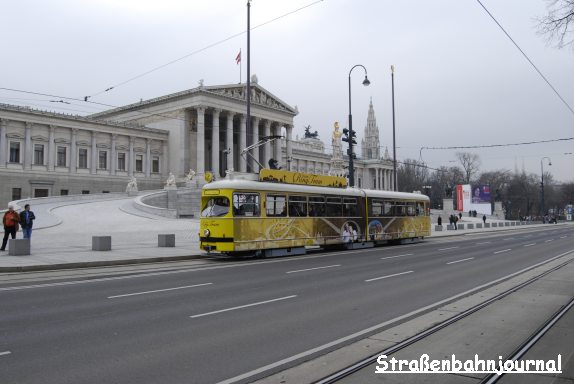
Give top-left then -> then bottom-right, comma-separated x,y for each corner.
1,225 -> 573,384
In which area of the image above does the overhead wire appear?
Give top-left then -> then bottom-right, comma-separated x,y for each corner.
85,0 -> 324,100
475,0 -> 574,117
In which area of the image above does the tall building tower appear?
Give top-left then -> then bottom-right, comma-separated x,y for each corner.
361,98 -> 381,160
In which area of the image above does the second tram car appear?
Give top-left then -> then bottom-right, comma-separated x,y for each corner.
199,170 -> 430,257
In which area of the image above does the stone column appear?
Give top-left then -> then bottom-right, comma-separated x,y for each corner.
263,120 -> 271,169
110,134 -> 117,175
70,128 -> 77,174
286,125 -> 293,171
226,112 -> 234,172
128,136 -> 135,177
145,138 -> 151,178
24,122 -> 33,169
251,116 -> 260,172
239,114 -> 246,172
90,131 -> 97,174
212,109 -> 220,176
0,119 -> 7,168
162,140 -> 169,177
196,106 -> 205,175
48,125 -> 55,171
274,124 -> 282,166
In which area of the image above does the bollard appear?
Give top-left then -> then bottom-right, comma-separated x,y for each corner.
8,239 -> 30,256
92,236 -> 111,251
158,234 -> 175,247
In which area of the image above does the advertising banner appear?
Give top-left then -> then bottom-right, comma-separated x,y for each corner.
471,185 -> 491,204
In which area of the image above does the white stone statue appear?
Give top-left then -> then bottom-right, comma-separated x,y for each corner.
126,176 -> 138,193
185,169 -> 196,181
165,172 -> 176,187
332,122 -> 343,159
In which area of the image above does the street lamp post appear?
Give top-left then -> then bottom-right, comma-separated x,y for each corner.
346,64 -> 370,187
391,65 -> 397,191
540,156 -> 552,219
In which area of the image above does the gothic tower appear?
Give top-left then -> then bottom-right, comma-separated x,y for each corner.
361,98 -> 381,160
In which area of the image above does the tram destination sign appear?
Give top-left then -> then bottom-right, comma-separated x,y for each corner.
259,169 -> 348,188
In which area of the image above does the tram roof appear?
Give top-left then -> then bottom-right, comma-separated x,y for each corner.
202,179 -> 429,201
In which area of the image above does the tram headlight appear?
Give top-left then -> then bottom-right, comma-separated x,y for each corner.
203,229 -> 210,237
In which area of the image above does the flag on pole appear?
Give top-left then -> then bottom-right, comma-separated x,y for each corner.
235,50 -> 241,65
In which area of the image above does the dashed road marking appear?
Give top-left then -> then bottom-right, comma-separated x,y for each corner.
108,283 -> 213,299
190,295 -> 297,319
446,257 -> 474,265
286,265 -> 341,274
365,270 -> 414,282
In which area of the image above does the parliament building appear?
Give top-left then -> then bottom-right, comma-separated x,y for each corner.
0,78 -> 394,207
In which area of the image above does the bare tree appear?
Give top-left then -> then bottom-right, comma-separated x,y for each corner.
455,152 -> 481,184
397,159 -> 429,193
537,0 -> 574,51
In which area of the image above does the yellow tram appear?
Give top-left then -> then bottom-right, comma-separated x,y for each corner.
199,169 -> 430,257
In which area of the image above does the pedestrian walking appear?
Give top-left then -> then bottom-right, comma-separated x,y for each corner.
1,205 -> 20,251
19,204 -> 36,239
482,214 -> 486,224
438,216 -> 442,226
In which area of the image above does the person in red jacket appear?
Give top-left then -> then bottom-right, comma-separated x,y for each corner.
1,206 -> 20,251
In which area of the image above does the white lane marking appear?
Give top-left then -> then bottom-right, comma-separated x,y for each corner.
0,351 -> 11,357
381,254 -> 413,260
286,265 -> 341,274
475,242 -> 491,245
446,257 -> 474,265
560,236 -> 567,239
437,246 -> 459,251
190,295 -> 297,319
494,249 -> 512,254
545,239 -> 554,243
365,270 -> 414,282
523,243 -> 536,247
107,283 -> 213,299
503,238 -> 515,241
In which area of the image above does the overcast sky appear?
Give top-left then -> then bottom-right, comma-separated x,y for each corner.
2,0 -> 573,182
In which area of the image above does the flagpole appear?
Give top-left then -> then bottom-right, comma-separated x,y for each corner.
246,0 -> 251,172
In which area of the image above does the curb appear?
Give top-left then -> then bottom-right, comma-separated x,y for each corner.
0,253 -> 204,272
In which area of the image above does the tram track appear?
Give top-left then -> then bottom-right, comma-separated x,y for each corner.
312,254 -> 574,384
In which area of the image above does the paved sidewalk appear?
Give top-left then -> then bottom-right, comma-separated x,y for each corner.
0,197 -> 201,271
0,196 -> 563,271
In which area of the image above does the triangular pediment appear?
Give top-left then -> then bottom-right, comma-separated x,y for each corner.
89,82 -> 297,119
205,83 -> 297,115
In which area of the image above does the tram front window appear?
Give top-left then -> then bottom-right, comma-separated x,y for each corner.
201,197 -> 230,217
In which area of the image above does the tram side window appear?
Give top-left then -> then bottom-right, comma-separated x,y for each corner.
325,197 -> 342,217
308,196 -> 325,217
369,199 -> 383,216
407,202 -> 416,216
394,203 -> 406,216
343,198 -> 358,217
369,199 -> 392,216
288,196 -> 307,217
417,202 -> 426,216
266,194 -> 287,217
233,193 -> 260,217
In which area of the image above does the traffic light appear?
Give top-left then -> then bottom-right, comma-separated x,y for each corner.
342,128 -> 357,144
346,149 -> 356,159
342,128 -> 350,143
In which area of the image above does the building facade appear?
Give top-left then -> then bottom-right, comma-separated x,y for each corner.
0,79 -> 394,206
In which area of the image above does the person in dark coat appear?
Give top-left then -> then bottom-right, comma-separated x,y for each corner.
19,204 -> 36,239
438,216 -> 442,226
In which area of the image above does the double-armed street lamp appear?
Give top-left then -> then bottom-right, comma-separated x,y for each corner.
345,64 -> 370,187
540,156 -> 552,218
